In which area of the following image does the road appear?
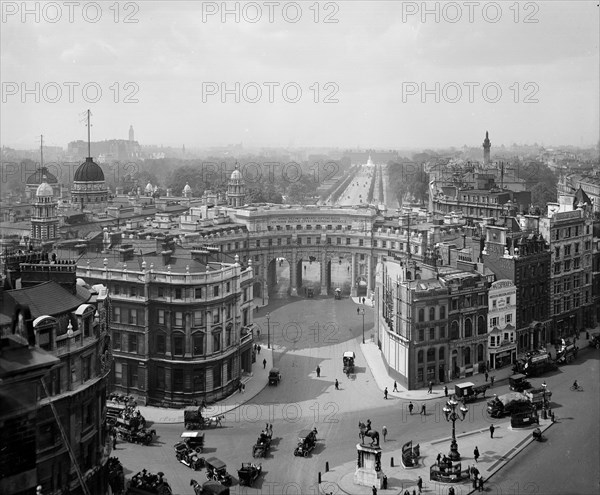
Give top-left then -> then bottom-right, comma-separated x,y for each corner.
114,299 -> 600,495
334,164 -> 374,207
488,346 -> 600,495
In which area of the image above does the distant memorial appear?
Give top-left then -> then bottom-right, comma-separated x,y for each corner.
355,421 -> 385,489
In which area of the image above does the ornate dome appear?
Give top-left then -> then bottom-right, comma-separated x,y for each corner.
74,157 -> 105,182
26,167 -> 58,185
145,182 -> 153,193
36,177 -> 54,197
230,168 -> 242,180
183,182 -> 192,194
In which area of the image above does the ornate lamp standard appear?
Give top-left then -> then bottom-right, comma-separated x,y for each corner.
266,312 -> 271,349
442,397 -> 469,461
541,381 -> 548,418
359,308 -> 365,344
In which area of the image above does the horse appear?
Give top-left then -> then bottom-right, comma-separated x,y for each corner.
358,421 -> 380,446
208,414 -> 225,427
190,479 -> 201,495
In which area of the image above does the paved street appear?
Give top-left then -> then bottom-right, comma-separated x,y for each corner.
115,298 -> 600,495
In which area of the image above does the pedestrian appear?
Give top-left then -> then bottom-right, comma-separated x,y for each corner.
363,297 -> 366,304
257,345 -> 261,354
449,487 -> 456,495
485,371 -> 489,382
420,404 -> 426,415
444,385 -> 448,397
474,446 -> 480,462
112,434 -> 117,450
335,379 -> 339,390
393,381 -> 399,392
490,375 -> 495,386
382,425 -> 387,442
316,366 -> 321,377
473,476 -> 478,490
417,475 -> 423,494
242,383 -> 245,393
436,453 -> 441,465
372,485 -> 377,495
428,381 -> 433,394
489,424 -> 495,438
357,307 -> 360,315
263,358 -> 267,369
478,476 -> 484,492
384,387 -> 388,399
257,329 -> 260,339
408,402 -> 414,415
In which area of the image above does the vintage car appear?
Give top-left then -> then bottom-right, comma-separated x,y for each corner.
174,442 -> 205,470
106,401 -> 127,426
116,417 -> 156,445
268,368 -> 281,386
190,479 -> 230,495
126,470 -> 173,495
508,374 -> 531,393
205,457 -> 232,486
252,429 -> 272,458
294,428 -> 318,457
343,351 -> 355,374
590,332 -> 600,349
180,431 -> 205,452
237,463 -> 262,487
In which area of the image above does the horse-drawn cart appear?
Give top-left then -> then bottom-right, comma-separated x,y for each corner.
454,382 -> 491,403
237,463 -> 262,486
116,417 -> 156,445
343,351 -> 355,374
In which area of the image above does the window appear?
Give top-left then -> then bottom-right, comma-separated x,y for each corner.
226,282 -> 231,292
256,240 -> 260,247
228,357 -> 234,381
553,280 -> 561,294
213,364 -> 222,388
439,325 -> 446,338
554,262 -> 561,274
452,298 -> 458,310
38,422 -> 56,450
346,238 -> 351,245
450,321 -> 459,339
429,327 -> 435,340
128,334 -> 138,353
213,286 -> 219,297
175,311 -> 183,327
490,335 -> 495,346
113,331 -> 121,350
130,286 -> 137,297
115,362 -> 122,385
573,258 -> 580,269
82,355 -> 91,382
173,334 -> 184,355
193,333 -> 204,355
490,316 -> 498,327
506,314 -> 512,323
418,329 -> 424,341
113,306 -> 121,323
418,308 -> 425,322
573,275 -> 581,288
429,307 -> 435,321
226,326 -> 232,347
193,370 -> 204,392
128,363 -> 138,388
465,318 -> 473,338
427,348 -> 436,362
440,306 -> 446,319
213,309 -> 220,324
564,245 -> 571,256
82,401 -> 94,428
157,309 -> 165,325
158,286 -> 164,298
359,239 -> 364,246
157,367 -> 165,389
156,334 -> 166,354
575,242 -> 580,254
478,315 -> 486,334
175,288 -> 182,299
213,332 -> 221,352
417,350 -> 424,363
173,369 -> 184,392
327,238 -> 331,244
129,309 -> 137,325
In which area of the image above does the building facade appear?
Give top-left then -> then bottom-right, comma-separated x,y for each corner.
487,279 -> 517,369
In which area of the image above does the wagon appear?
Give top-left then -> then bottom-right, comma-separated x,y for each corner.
181,431 -> 205,452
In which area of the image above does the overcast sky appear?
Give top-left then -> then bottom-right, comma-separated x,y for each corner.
1,1 -> 598,150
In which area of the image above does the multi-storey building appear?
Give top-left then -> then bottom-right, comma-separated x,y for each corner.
0,251 -> 112,495
482,216 -> 551,353
487,279 -> 517,369
593,219 -> 600,326
539,195 -> 595,340
377,256 -> 488,390
68,240 -> 255,407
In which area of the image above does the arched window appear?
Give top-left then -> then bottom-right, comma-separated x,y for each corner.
465,318 -> 473,338
451,321 -> 459,339
477,344 -> 484,361
417,350 -> 424,364
427,348 -> 436,362
478,315 -> 486,335
419,309 -> 425,322
439,347 -> 445,361
429,307 -> 435,321
464,346 -> 471,365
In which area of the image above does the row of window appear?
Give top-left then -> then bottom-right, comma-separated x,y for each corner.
113,282 -> 234,300
552,291 -> 589,315
552,225 -> 590,241
554,258 -> 581,274
266,224 -> 351,231
156,305 -> 234,326
113,329 -> 233,356
416,344 -> 485,365
489,332 -> 514,347
417,306 -> 447,322
490,313 -> 513,327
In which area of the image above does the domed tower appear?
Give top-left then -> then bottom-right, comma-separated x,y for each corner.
145,182 -> 153,196
31,176 -> 59,247
71,110 -> 108,209
182,182 -> 193,198
227,165 -> 245,207
71,157 -> 108,209
26,166 -> 59,199
483,131 -> 491,166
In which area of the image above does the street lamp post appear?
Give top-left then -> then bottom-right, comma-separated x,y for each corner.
266,313 -> 271,349
442,397 -> 469,461
541,381 -> 548,417
359,308 -> 365,344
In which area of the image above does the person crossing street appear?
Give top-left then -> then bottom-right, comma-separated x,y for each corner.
263,358 -> 267,369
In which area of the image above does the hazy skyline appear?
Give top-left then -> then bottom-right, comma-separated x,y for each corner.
1,1 -> 599,150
